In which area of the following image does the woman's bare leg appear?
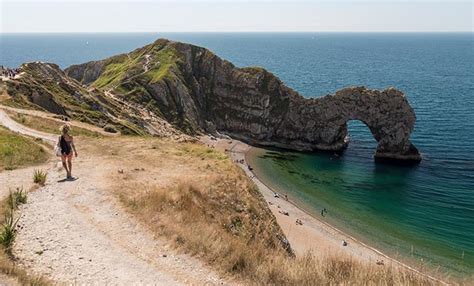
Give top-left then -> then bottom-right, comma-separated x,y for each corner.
67,158 -> 72,177
62,158 -> 70,177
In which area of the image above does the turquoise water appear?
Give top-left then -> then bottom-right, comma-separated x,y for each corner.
1,33 -> 473,278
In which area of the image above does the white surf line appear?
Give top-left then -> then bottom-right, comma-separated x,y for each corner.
236,144 -> 448,285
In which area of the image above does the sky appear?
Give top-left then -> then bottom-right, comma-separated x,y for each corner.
1,0 -> 473,33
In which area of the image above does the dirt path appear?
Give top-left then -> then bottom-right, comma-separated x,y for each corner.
0,112 -> 230,285
144,54 -> 152,72
14,161 -> 227,285
0,105 -> 118,137
0,109 -> 56,143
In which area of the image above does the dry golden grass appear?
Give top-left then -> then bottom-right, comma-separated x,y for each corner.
101,137 -> 439,285
120,184 -> 438,285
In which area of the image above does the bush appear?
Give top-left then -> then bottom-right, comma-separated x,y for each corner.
0,188 -> 27,249
7,188 -> 27,210
0,208 -> 19,250
33,169 -> 47,186
103,124 -> 118,133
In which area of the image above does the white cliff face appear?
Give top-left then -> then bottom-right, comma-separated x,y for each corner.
64,39 -> 421,163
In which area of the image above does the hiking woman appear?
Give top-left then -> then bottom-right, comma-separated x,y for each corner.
57,124 -> 78,179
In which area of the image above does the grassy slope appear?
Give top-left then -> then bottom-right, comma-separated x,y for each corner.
91,42 -> 181,117
92,41 -> 180,90
5,68 -> 103,121
0,126 -> 49,171
95,137 -> 436,285
88,41 -> 202,134
1,64 -> 147,136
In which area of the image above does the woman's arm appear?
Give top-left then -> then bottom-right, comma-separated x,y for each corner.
71,136 -> 78,157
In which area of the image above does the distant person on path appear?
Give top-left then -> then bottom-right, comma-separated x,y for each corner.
57,124 -> 78,180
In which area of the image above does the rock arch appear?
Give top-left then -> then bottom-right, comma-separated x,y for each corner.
268,87 -> 422,163
322,87 -> 421,163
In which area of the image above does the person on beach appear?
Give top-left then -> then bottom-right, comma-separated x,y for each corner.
321,208 -> 328,217
57,124 -> 78,180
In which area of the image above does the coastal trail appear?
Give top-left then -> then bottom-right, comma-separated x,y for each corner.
0,109 -> 231,285
0,109 -> 56,143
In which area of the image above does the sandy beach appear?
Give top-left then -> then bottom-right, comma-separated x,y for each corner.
201,135 -> 446,285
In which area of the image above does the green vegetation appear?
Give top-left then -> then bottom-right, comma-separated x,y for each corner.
93,61 -> 132,88
114,119 -> 147,136
0,188 -> 27,250
9,112 -> 101,137
3,44 -> 182,137
0,126 -> 48,171
178,144 -> 228,160
8,188 -> 27,210
92,44 -> 181,92
33,169 -> 47,186
0,207 -> 19,250
92,51 -> 146,89
4,63 -> 117,130
103,124 -> 118,133
144,47 -> 181,83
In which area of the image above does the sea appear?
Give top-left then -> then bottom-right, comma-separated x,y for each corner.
1,32 -> 473,278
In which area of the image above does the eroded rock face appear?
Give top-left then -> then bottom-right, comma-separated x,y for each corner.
65,39 -> 421,163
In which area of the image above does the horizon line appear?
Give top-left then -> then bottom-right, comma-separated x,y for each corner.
2,31 -> 473,34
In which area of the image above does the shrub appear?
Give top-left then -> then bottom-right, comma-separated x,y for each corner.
0,187 -> 26,253
7,188 -> 27,211
0,208 -> 19,250
33,169 -> 47,186
103,124 -> 118,133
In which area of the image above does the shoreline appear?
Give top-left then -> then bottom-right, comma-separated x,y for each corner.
201,135 -> 447,285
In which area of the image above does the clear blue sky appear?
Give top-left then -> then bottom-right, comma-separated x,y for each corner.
1,0 -> 473,33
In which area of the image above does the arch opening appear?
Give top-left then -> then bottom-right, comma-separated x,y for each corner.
346,120 -> 378,158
